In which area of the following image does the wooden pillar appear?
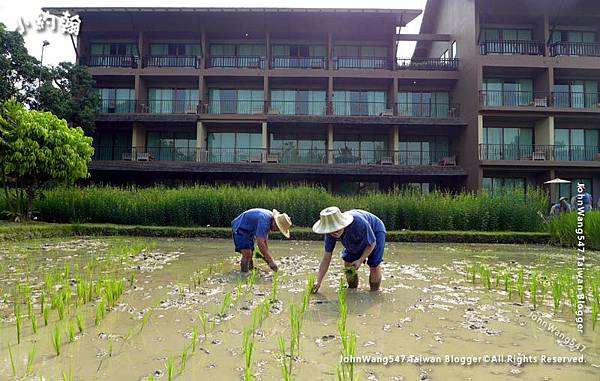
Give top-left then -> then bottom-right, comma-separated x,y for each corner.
196,120 -> 206,162
327,124 -> 334,164
200,28 -> 207,69
327,77 -> 334,114
391,77 -> 398,115
391,125 -> 399,164
327,31 -> 333,71
262,122 -> 268,163
137,31 -> 144,68
263,76 -> 269,113
266,32 -> 271,69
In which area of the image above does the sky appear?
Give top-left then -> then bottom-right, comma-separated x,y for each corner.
0,0 -> 426,67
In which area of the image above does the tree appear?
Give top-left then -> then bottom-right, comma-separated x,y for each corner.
0,23 -> 39,104
0,101 -> 94,220
35,62 -> 100,134
0,23 -> 99,133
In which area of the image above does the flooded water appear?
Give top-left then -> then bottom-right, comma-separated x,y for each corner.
0,238 -> 599,380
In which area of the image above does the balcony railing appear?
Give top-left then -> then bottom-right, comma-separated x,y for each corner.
479,90 -> 550,107
142,56 -> 200,68
332,101 -> 388,116
97,99 -> 137,113
271,56 -> 327,69
206,148 -> 264,163
93,146 -> 198,161
267,148 -> 328,164
552,92 -> 600,109
479,40 -> 545,55
205,99 -> 266,114
549,42 -> 600,57
333,57 -> 391,70
269,100 -> 327,116
141,100 -> 200,114
92,146 -> 461,166
396,57 -> 459,71
397,150 -> 453,166
479,144 -> 600,161
397,102 -> 459,118
92,146 -> 133,161
208,56 -> 265,69
82,55 -> 139,68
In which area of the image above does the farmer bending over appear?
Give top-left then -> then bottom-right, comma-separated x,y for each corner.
312,207 -> 386,292
231,208 -> 292,272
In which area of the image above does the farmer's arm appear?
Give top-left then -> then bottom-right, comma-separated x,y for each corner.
313,251 -> 333,292
356,242 -> 376,265
256,236 -> 275,265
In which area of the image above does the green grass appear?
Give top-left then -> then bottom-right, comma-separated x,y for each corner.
547,211 -> 600,250
15,185 -> 548,232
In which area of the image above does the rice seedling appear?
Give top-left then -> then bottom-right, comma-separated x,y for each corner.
95,301 -> 104,326
56,295 -> 65,321
148,373 -> 155,381
191,326 -> 198,353
592,301 -> 598,331
278,336 -> 293,381
198,309 -> 208,340
61,367 -> 72,381
517,267 -> 525,304
40,291 -> 45,314
27,294 -> 33,320
220,290 -> 233,317
26,344 -> 36,376
15,304 -> 22,344
166,356 -> 174,381
31,310 -> 38,334
247,269 -> 257,289
52,325 -> 61,356
108,336 -> 114,357
243,326 -> 255,381
530,271 -> 539,309
8,342 -> 16,377
180,345 -> 189,373
551,277 -> 562,310
67,319 -> 76,343
43,304 -> 49,326
76,312 -> 84,333
271,271 -> 279,302
289,304 -> 301,357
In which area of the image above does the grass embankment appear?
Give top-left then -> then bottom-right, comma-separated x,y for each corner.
0,221 -> 551,244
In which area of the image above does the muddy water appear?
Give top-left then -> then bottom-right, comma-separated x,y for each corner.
0,238 -> 599,380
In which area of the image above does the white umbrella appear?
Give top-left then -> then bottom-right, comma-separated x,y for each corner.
544,178 -> 571,184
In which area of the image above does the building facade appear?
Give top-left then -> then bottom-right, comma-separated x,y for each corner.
45,3 -> 599,202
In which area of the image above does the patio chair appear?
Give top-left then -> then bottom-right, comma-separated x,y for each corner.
266,154 -> 280,163
438,155 -> 456,166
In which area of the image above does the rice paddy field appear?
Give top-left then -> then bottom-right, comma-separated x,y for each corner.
0,237 -> 598,381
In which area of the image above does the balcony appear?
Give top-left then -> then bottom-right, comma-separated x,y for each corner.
82,55 -> 139,68
479,90 -> 549,107
97,99 -> 137,113
269,100 -> 326,116
552,92 -> 600,109
397,102 -> 460,118
271,56 -> 327,69
333,57 -> 392,70
92,146 -> 460,167
142,56 -> 200,68
205,99 -> 265,115
396,57 -> 459,71
93,146 -> 197,161
208,56 -> 265,69
549,42 -> 600,57
332,101 -> 387,116
479,144 -> 600,161
479,40 -> 545,55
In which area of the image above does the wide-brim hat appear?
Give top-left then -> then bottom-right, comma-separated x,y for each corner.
312,206 -> 354,234
559,197 -> 568,202
273,209 -> 292,238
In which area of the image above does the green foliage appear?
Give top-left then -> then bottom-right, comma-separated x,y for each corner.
32,185 -> 548,231
34,62 -> 100,134
547,211 -> 600,250
0,101 -> 94,219
0,23 -> 39,104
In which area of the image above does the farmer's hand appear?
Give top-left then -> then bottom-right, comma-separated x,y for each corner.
350,259 -> 362,271
312,281 -> 321,294
268,260 -> 278,272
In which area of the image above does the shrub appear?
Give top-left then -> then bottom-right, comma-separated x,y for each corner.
547,211 -> 600,250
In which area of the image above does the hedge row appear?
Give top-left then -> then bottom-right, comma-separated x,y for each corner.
547,211 -> 600,251
28,185 -> 549,232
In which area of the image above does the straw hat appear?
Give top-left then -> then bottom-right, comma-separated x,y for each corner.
273,209 -> 292,238
312,206 -> 354,234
